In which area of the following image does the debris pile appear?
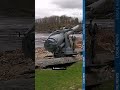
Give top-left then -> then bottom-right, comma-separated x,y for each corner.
0,48 -> 34,80
35,47 -> 53,59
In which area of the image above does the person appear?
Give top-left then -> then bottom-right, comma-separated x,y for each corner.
22,25 -> 35,60
88,20 -> 98,64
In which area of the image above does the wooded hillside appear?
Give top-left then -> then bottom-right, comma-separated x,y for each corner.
35,15 -> 81,33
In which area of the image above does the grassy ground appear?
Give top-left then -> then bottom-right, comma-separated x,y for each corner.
35,61 -> 82,90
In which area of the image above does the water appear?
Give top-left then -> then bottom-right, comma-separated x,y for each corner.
35,33 -> 49,48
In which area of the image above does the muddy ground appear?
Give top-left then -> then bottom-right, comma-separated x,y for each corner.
0,48 -> 34,89
0,48 -> 34,80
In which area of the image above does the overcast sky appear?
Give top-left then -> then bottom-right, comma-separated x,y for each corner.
35,0 -> 83,21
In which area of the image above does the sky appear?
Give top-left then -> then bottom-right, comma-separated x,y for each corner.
35,0 -> 83,21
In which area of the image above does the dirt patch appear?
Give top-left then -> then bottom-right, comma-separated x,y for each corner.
0,48 -> 34,80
